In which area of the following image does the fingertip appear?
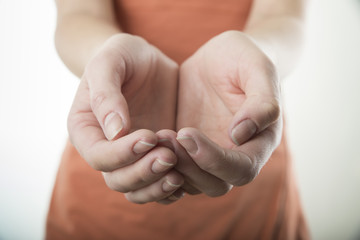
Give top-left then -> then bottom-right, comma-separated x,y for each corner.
156,129 -> 177,151
176,136 -> 198,154
131,129 -> 158,154
168,189 -> 185,201
176,127 -> 201,155
150,147 -> 178,174
151,158 -> 175,174
133,140 -> 156,154
156,129 -> 177,138
177,127 -> 198,137
230,119 -> 257,146
157,138 -> 175,152
162,171 -> 184,192
157,189 -> 185,205
104,112 -> 124,140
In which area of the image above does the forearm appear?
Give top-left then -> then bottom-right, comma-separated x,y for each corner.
243,0 -> 305,78
55,10 -> 121,77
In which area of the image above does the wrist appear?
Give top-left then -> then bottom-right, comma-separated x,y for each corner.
243,17 -> 304,78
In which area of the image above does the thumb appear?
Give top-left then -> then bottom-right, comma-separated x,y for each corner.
84,57 -> 131,141
230,98 -> 281,145
230,64 -> 281,145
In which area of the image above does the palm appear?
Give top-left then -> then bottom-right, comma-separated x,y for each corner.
177,67 -> 242,148
67,36 -> 183,204
120,49 -> 178,132
177,32 -> 254,148
175,31 -> 282,189
70,36 -> 178,148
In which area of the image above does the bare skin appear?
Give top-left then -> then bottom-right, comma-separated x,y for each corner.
155,33 -> 284,199
162,0 -> 305,198
176,31 -> 282,188
56,0 -> 305,204
67,34 -> 185,204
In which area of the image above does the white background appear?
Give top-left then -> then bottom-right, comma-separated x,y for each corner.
0,1 -> 360,239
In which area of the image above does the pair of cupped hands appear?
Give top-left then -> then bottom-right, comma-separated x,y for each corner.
68,30 -> 282,205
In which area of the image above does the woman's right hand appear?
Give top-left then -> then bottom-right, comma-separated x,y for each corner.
67,34 -> 185,204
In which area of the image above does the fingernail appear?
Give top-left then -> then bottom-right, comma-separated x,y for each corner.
158,138 -> 175,151
104,112 -> 123,140
133,140 -> 156,154
176,136 -> 198,154
162,180 -> 181,192
152,158 -> 174,174
231,119 -> 257,146
168,190 -> 185,201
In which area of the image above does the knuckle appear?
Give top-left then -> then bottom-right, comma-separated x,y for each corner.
199,149 -> 224,173
232,166 -> 258,186
262,100 -> 281,124
83,152 -> 102,171
228,153 -> 259,186
136,168 -> 151,186
267,101 -> 281,121
83,150 -> 111,172
88,160 -> 102,172
201,160 -> 220,173
133,162 -> 158,187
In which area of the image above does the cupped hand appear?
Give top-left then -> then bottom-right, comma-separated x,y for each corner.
176,30 -> 283,194
67,34 -> 184,204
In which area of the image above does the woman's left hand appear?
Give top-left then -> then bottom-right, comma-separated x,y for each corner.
175,30 -> 283,194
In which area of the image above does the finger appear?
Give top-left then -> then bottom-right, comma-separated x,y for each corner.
230,61 -> 281,145
180,182 -> 202,195
157,189 -> 186,205
158,136 -> 201,195
83,129 -> 157,172
103,147 -> 177,193
68,78 -> 159,172
234,117 -> 283,178
178,127 -> 259,186
157,129 -> 232,197
84,51 -> 131,141
124,171 -> 184,204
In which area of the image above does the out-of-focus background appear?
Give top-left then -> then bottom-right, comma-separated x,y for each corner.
0,0 -> 359,239
284,0 -> 360,239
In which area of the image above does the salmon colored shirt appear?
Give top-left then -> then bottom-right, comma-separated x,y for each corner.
46,0 -> 309,239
